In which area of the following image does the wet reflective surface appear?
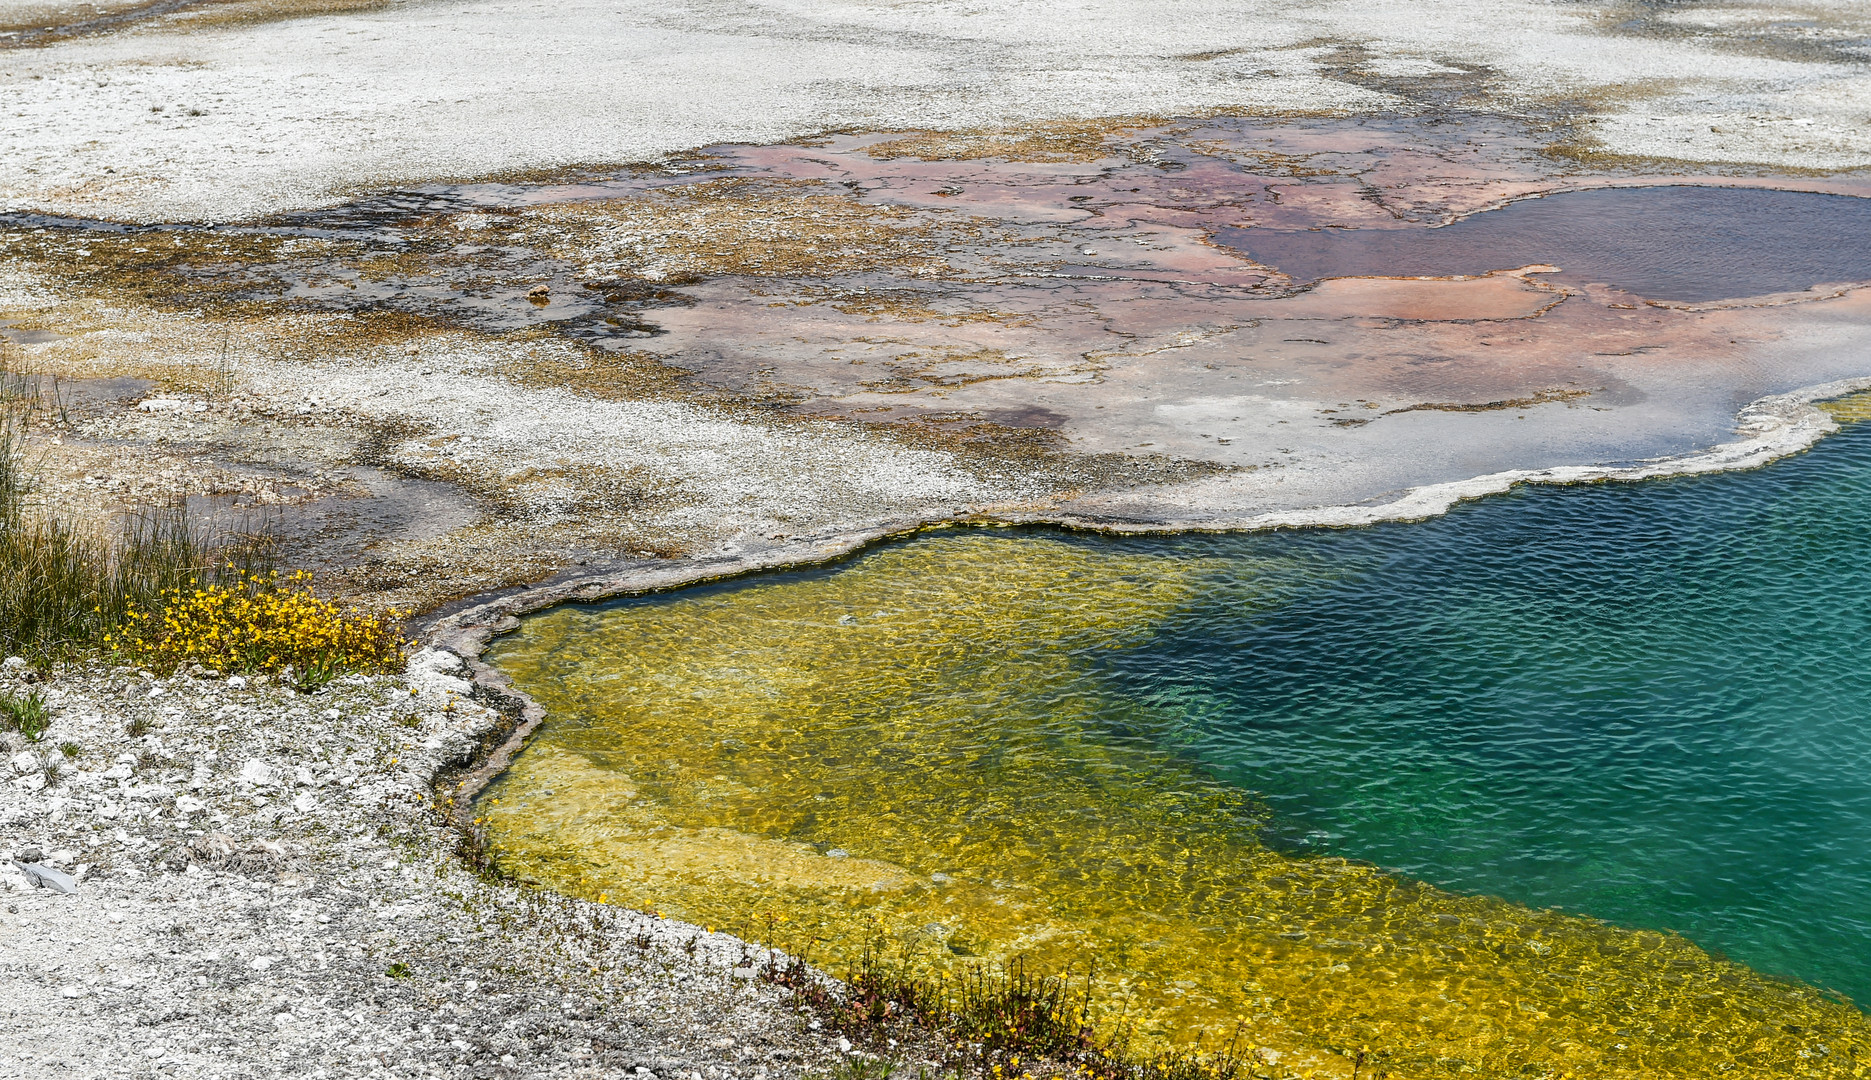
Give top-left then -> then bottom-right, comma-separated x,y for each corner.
483,413 -> 1871,1076
1220,185 -> 1871,301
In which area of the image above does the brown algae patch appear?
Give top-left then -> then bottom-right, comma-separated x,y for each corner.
862,120 -> 1153,163
479,530 -> 1870,1079
513,179 -> 965,282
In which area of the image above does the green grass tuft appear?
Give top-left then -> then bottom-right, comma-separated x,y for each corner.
0,687 -> 48,741
0,388 -> 275,663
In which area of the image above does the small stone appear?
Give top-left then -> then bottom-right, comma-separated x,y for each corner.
174,795 -> 205,815
59,985 -> 83,998
250,955 -> 275,971
18,861 -> 77,893
291,791 -> 317,814
1,656 -> 25,670
238,760 -> 276,786
16,845 -> 43,862
824,849 -> 848,859
225,675 -> 247,690
9,750 -> 35,774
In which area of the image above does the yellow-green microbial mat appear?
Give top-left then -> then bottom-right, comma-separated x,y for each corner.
481,529 -> 1871,1079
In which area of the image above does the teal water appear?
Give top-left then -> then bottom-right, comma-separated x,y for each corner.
1110,419 -> 1871,1003
485,416 -> 1871,1069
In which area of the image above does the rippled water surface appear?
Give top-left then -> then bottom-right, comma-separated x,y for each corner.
483,414 -> 1871,1077
1220,185 -> 1871,300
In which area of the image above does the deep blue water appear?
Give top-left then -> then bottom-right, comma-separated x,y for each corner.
1113,418 -> 1871,1002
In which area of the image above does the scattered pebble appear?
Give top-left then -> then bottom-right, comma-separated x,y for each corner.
0,659 -> 845,1076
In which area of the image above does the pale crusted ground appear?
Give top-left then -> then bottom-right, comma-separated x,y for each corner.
3,0 -> 1871,221
0,653 -> 853,1079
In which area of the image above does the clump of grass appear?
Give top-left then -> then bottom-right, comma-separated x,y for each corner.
0,687 -> 49,741
113,569 -> 408,690
0,411 -> 273,661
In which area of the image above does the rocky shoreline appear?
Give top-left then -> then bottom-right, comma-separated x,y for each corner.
0,655 -> 848,1079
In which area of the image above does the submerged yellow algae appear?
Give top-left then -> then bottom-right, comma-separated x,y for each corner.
1819,389 -> 1871,425
482,530 -> 1871,1079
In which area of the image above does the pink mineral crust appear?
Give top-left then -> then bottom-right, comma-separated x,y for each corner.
553,118 -> 1871,525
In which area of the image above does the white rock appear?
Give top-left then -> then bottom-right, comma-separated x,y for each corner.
174,795 -> 205,815
291,791 -> 317,814
293,765 -> 317,787
1,656 -> 24,669
102,763 -> 133,780
237,760 -> 276,787
14,773 -> 45,792
250,956 -> 275,971
225,675 -> 248,690
59,985 -> 84,998
125,784 -> 174,801
9,750 -> 35,774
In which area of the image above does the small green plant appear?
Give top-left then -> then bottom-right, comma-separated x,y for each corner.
124,715 -> 153,737
0,688 -> 49,741
385,961 -> 413,979
830,1056 -> 901,1080
58,741 -> 80,758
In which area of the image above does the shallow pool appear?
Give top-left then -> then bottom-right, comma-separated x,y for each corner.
1218,184 -> 1871,301
482,411 -> 1871,1076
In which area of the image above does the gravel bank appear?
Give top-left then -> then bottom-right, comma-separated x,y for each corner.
0,654 -> 847,1079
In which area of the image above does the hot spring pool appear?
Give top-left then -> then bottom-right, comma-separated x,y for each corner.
479,404 -> 1871,1076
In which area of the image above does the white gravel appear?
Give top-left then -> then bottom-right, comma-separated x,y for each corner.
0,654 -> 844,1079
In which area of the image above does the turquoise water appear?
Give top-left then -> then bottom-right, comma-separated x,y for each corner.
1110,420 -> 1871,1003
486,417 -> 1871,1069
